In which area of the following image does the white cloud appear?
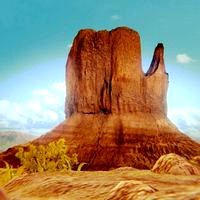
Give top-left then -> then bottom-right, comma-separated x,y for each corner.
31,82 -> 65,107
168,107 -> 200,141
44,96 -> 58,105
0,119 -> 9,127
51,82 -> 65,93
44,110 -> 58,121
0,100 -> 28,127
0,81 -> 66,135
32,89 -> 49,96
0,100 -> 9,112
111,15 -> 121,21
176,54 -> 194,64
27,100 -> 41,113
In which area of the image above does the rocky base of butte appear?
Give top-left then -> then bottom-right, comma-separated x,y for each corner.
0,27 -> 200,170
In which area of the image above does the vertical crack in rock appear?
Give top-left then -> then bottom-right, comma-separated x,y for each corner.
66,27 -> 146,115
109,33 -> 114,113
100,79 -> 109,114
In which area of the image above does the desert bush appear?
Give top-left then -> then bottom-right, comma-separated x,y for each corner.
0,162 -> 14,186
15,139 -> 79,173
0,162 -> 24,186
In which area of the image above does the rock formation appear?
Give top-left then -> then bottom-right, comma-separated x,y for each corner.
106,180 -> 157,200
65,28 -> 167,116
191,155 -> 200,166
0,189 -> 9,200
151,153 -> 200,175
0,27 -> 200,170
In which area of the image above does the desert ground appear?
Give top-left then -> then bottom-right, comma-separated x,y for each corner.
1,168 -> 200,200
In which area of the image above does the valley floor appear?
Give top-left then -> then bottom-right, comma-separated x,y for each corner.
2,167 -> 200,200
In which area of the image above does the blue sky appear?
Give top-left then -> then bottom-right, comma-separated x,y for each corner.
0,0 -> 200,140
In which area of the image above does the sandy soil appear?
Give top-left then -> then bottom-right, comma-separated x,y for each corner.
2,167 -> 200,200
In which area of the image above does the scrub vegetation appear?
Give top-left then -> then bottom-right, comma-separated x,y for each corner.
0,139 -> 86,186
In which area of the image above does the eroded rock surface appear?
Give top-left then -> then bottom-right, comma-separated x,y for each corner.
152,153 -> 200,175
106,180 -> 157,200
0,27 -> 200,170
0,189 -> 9,200
66,27 -> 167,116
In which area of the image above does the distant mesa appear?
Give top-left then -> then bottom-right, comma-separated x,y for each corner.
0,27 -> 200,170
0,131 -> 36,152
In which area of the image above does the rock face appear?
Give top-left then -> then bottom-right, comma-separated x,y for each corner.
191,156 -> 200,166
66,27 -> 167,116
106,180 -> 157,200
0,27 -> 200,170
152,153 -> 200,175
0,189 -> 9,200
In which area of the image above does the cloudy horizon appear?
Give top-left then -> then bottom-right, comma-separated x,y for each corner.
0,58 -> 200,141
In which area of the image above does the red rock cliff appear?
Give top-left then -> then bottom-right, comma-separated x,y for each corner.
66,28 -> 167,116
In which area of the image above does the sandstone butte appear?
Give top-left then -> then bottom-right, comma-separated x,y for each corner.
0,27 -> 200,170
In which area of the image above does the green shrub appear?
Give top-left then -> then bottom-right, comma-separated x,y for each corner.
15,139 -> 79,173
